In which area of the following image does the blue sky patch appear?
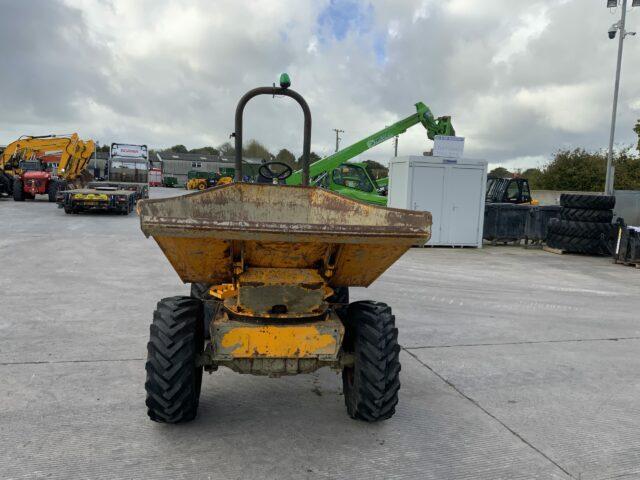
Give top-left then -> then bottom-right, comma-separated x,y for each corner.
317,0 -> 374,41
316,0 -> 386,64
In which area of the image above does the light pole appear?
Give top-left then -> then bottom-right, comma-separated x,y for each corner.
605,0 -> 637,195
333,128 -> 344,153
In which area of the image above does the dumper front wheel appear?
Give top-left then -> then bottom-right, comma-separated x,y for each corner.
145,296 -> 204,423
342,301 -> 401,422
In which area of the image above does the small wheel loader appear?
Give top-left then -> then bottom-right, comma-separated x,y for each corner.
138,75 -> 431,423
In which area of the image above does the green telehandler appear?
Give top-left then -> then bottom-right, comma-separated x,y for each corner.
284,101 -> 455,205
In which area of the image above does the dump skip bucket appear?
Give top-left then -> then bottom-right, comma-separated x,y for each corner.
138,183 -> 431,287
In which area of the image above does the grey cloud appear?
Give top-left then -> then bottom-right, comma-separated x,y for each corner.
1,0 -> 638,169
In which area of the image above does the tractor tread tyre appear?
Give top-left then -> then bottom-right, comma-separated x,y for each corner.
47,181 -> 58,203
546,233 -> 609,255
342,301 -> 400,422
145,296 -> 204,423
560,194 -> 615,210
560,208 -> 613,223
548,218 -> 615,239
12,179 -> 24,201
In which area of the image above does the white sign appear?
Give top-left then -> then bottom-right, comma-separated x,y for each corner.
111,143 -> 148,159
433,135 -> 465,159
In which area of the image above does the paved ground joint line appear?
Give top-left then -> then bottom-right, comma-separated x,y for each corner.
404,336 -> 640,350
403,347 -> 576,479
0,357 -> 145,366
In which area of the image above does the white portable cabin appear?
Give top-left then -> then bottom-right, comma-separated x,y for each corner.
388,156 -> 487,247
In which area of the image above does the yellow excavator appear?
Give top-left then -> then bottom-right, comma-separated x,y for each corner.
0,134 -> 95,201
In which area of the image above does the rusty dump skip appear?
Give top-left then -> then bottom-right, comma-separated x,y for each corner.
138,183 -> 431,287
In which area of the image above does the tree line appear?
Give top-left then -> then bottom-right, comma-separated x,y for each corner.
98,119 -> 640,189
490,147 -> 640,191
152,140 -> 390,179
489,121 -> 640,191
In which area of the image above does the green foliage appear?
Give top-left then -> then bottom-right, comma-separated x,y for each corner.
170,144 -> 188,153
361,159 -> 388,180
634,119 -> 640,152
243,139 -> 272,160
96,144 -> 110,152
533,148 -> 640,191
275,148 -> 296,168
521,168 -> 543,189
537,149 -> 605,191
489,167 -> 512,178
297,151 -> 321,166
189,146 -> 219,155
218,142 -> 235,157
614,148 -> 640,190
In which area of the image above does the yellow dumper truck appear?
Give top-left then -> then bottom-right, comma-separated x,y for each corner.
138,75 -> 431,423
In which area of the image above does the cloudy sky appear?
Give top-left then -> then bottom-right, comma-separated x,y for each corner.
1,0 -> 639,169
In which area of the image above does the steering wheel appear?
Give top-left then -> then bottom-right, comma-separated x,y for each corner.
259,162 -> 293,182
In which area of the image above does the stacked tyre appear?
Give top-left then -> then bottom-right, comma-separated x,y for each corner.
546,194 -> 616,255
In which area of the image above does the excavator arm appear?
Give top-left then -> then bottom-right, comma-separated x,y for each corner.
0,133 -> 94,181
286,102 -> 455,185
57,139 -> 95,180
1,134 -> 78,172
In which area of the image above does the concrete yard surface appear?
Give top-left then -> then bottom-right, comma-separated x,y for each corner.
1,188 -> 639,480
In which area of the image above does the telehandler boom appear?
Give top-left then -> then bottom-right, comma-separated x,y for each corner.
284,102 -> 455,205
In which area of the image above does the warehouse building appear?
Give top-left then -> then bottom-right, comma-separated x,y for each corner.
157,152 -> 263,186
86,149 -> 265,185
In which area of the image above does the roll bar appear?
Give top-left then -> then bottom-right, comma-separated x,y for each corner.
234,85 -> 311,185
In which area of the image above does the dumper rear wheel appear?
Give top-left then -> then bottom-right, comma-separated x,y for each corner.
145,296 -> 204,423
342,301 -> 400,422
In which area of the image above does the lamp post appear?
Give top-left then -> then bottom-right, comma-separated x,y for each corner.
605,0 -> 637,195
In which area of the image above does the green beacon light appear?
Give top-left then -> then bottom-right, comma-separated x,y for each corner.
279,73 -> 291,89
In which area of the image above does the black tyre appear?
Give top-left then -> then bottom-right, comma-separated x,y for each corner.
0,173 -> 12,196
546,233 -> 609,255
47,181 -> 58,202
560,194 -> 615,210
64,206 -> 73,214
145,296 -> 204,423
548,218 -> 615,240
561,208 -> 613,223
12,178 -> 24,201
342,301 -> 400,422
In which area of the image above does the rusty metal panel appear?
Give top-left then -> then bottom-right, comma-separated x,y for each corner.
211,357 -> 334,376
243,241 -> 327,268
139,183 -> 430,285
153,236 -> 232,284
237,268 -> 324,315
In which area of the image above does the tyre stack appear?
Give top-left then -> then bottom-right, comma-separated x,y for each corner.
546,194 -> 616,255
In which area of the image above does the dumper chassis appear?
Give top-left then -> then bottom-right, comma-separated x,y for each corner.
139,76 -> 431,423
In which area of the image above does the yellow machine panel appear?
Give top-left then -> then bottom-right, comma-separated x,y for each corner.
212,313 -> 344,360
